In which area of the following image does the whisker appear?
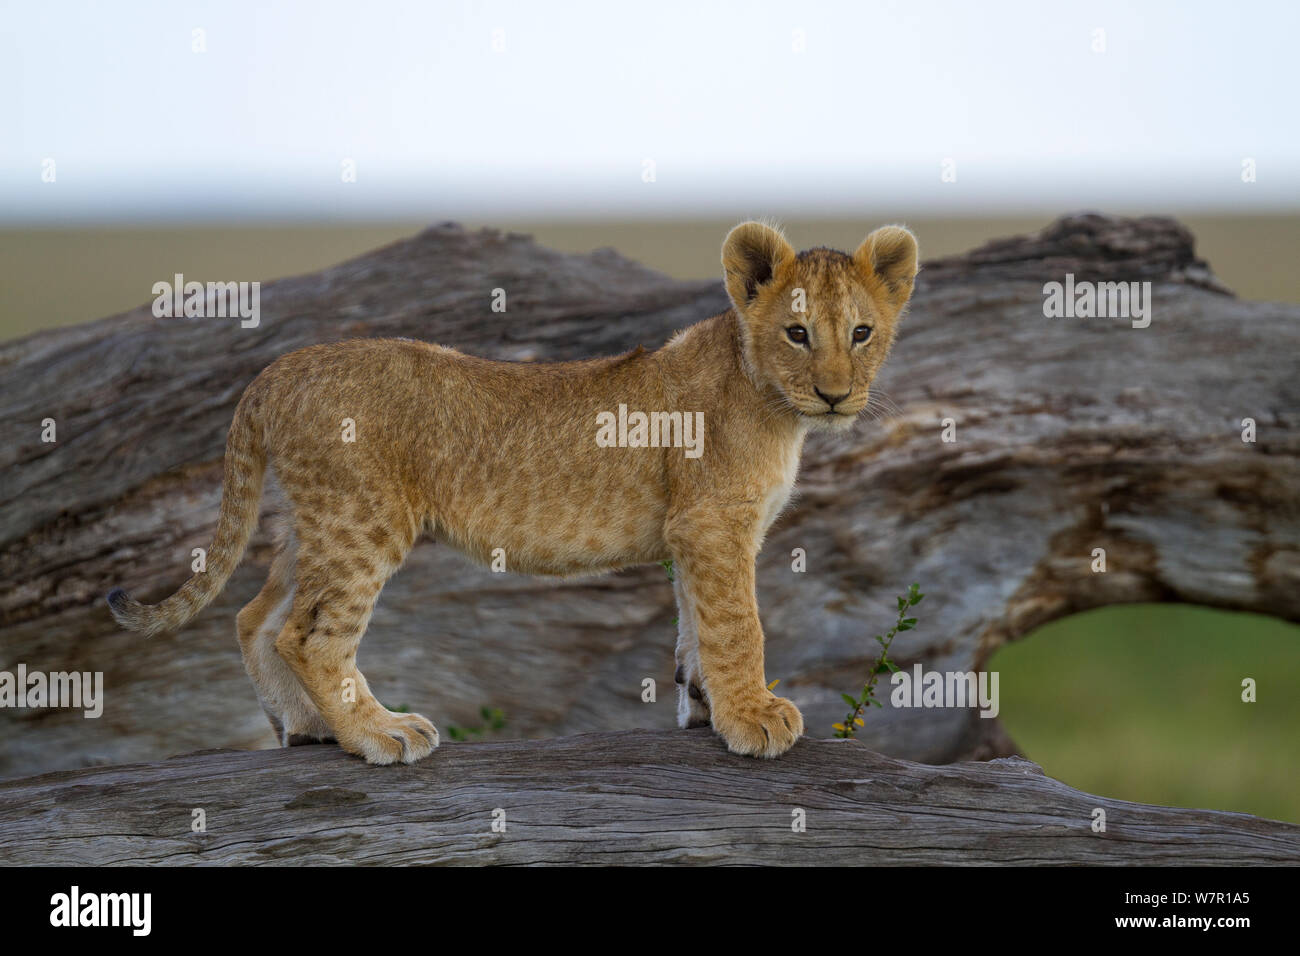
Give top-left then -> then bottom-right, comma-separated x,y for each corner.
867,388 -> 905,419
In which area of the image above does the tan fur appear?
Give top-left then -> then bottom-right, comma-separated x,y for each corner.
108,222 -> 919,764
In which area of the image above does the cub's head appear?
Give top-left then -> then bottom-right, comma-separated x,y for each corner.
722,220 -> 918,430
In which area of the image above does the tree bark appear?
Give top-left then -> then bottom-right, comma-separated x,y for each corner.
0,730 -> 1295,865
1,214 -> 1296,779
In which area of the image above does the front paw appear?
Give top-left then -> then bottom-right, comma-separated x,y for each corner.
336,709 -> 441,766
711,692 -> 803,758
677,675 -> 712,729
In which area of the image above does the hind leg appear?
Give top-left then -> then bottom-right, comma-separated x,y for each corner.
272,528 -> 438,765
236,534 -> 333,745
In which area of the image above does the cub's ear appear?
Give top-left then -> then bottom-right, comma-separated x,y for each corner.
722,221 -> 796,312
854,225 -> 919,311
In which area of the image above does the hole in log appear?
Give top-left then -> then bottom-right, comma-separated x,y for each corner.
988,604 -> 1300,825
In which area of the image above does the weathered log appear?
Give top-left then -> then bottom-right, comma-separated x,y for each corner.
0,214 -> 1296,779
0,729 -> 1295,865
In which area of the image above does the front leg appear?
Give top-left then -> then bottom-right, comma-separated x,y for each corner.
666,505 -> 803,757
672,573 -> 710,728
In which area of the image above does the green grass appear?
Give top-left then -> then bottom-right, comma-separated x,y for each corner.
4,214 -> 1298,343
990,604 -> 1300,824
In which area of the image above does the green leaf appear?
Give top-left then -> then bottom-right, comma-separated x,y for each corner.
869,698 -> 884,707
885,659 -> 901,673
841,693 -> 859,708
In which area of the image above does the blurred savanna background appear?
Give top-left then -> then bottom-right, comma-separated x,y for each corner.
2,1 -> 1297,822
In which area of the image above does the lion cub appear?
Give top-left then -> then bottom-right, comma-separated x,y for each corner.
108,221 -> 918,764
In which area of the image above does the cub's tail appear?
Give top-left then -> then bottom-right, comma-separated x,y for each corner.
107,393 -> 267,637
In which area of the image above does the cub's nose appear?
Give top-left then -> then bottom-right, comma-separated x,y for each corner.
814,387 -> 850,409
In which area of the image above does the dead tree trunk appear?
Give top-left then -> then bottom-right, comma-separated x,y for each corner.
0,730 -> 1295,865
1,214 -> 1296,778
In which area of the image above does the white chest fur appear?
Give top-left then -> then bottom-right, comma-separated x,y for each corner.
756,433 -> 805,543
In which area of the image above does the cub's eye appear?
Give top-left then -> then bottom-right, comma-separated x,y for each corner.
786,325 -> 808,345
853,325 -> 873,344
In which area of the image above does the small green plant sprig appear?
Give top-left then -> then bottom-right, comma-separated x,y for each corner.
833,582 -> 924,738
446,706 -> 507,741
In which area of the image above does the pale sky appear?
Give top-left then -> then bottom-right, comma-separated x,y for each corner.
3,0 -> 1297,221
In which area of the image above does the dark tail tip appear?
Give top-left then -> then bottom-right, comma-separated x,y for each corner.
106,587 -> 129,612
